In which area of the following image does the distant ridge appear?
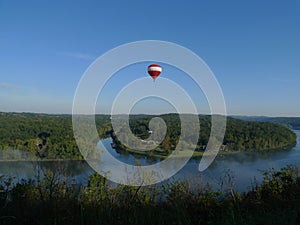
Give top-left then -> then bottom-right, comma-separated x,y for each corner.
232,116 -> 300,130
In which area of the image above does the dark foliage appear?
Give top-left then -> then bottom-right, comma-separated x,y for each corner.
0,112 -> 111,159
0,166 -> 300,224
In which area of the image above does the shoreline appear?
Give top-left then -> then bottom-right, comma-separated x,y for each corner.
0,158 -> 85,162
0,141 -> 296,162
113,148 -> 238,159
111,140 -> 297,159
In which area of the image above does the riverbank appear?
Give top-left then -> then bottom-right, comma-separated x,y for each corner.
114,147 -> 242,159
111,142 -> 296,159
0,140 -> 295,162
0,158 -> 85,162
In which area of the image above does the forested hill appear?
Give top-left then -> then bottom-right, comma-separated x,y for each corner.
0,112 -> 111,159
223,117 -> 296,151
0,112 -> 296,159
233,116 -> 300,130
120,114 -> 296,154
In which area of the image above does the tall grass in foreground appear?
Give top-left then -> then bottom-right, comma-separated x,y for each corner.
1,165 -> 300,225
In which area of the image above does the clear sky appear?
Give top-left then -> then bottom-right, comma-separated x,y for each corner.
0,0 -> 299,116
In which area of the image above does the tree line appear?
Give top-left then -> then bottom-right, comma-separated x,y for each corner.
0,112 -> 296,159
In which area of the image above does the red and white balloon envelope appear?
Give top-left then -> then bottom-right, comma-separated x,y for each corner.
148,64 -> 162,81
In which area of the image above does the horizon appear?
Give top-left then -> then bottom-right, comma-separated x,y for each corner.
1,110 -> 300,118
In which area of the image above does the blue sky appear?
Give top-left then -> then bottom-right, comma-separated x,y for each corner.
0,0 -> 299,116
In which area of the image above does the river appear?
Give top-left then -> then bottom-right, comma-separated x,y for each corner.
1,130 -> 300,192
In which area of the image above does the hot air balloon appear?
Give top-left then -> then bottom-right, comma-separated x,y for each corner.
148,64 -> 162,81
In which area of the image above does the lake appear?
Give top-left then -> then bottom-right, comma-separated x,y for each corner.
1,130 -> 300,192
